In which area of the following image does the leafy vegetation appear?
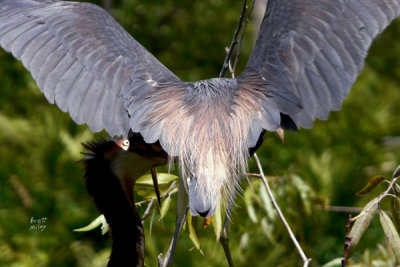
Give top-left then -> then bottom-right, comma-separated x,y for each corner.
1,0 -> 400,266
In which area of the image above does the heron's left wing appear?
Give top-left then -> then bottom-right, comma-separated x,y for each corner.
0,0 -> 183,140
238,0 -> 400,147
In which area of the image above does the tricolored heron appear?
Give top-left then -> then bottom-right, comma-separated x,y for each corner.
0,0 -> 399,219
82,135 -> 167,267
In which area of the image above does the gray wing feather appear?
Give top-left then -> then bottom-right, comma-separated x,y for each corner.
242,0 -> 400,129
0,0 -> 181,138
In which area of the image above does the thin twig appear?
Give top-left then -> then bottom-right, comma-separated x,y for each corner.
247,173 -> 262,178
342,215 -> 352,267
219,0 -> 248,78
342,166 -> 400,263
231,0 -> 256,77
353,176 -> 399,221
314,205 -> 363,214
220,193 -> 236,267
158,210 -> 188,267
158,176 -> 188,267
315,205 -> 394,218
254,153 -> 312,267
9,175 -> 32,209
141,198 -> 155,223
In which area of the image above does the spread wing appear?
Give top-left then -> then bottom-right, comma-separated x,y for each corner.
239,0 -> 400,135
0,0 -> 182,138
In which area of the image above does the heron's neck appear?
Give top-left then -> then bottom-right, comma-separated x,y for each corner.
107,193 -> 144,267
84,157 -> 144,267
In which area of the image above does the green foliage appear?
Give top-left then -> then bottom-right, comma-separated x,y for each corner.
379,210 -> 400,263
1,0 -> 400,266
355,176 -> 386,196
348,197 -> 379,257
341,167 -> 400,266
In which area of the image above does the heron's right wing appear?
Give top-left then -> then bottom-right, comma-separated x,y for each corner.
0,0 -> 184,140
238,0 -> 400,139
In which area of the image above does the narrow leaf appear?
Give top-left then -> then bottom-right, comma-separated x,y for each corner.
159,195 -> 172,219
321,258 -> 342,267
212,201 -> 222,242
348,197 -> 379,256
136,173 -> 178,186
244,187 -> 258,223
187,214 -> 204,255
355,175 -> 386,196
391,197 -> 400,234
74,214 -> 109,235
380,210 -> 400,263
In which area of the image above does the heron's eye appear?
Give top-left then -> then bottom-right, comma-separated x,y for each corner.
117,138 -> 130,151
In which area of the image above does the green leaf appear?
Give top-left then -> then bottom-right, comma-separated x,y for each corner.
240,232 -> 249,250
321,258 -> 342,267
379,209 -> 400,263
136,173 -> 178,186
212,201 -> 222,242
391,197 -> 400,234
355,175 -> 386,196
159,195 -> 172,220
244,186 -> 258,223
73,215 -> 109,235
348,197 -> 379,256
187,214 -> 204,255
136,181 -> 178,199
291,174 -> 315,216
261,217 -> 275,244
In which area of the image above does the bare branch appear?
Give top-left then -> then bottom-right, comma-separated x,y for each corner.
231,0 -> 256,77
220,193 -> 236,267
246,173 -> 262,178
254,153 -> 312,267
219,0 -> 249,78
158,177 -> 188,266
342,215 -> 352,267
141,198 -> 155,223
314,205 -> 363,214
9,175 -> 32,209
352,176 -> 399,221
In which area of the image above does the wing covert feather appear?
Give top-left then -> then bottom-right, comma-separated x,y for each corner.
0,0 -> 181,138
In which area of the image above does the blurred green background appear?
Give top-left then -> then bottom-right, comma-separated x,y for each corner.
1,0 -> 400,266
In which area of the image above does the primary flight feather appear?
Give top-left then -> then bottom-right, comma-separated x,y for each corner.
0,0 -> 399,217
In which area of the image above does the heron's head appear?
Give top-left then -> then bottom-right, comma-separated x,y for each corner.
82,138 -> 130,162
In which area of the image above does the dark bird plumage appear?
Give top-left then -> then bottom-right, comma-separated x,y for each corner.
1,0 -> 400,218
82,136 -> 167,266
82,138 -> 145,266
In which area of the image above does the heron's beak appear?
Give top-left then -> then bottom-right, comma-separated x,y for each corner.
188,175 -> 218,218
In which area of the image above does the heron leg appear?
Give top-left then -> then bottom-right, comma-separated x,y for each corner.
151,166 -> 162,206
158,176 -> 188,267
